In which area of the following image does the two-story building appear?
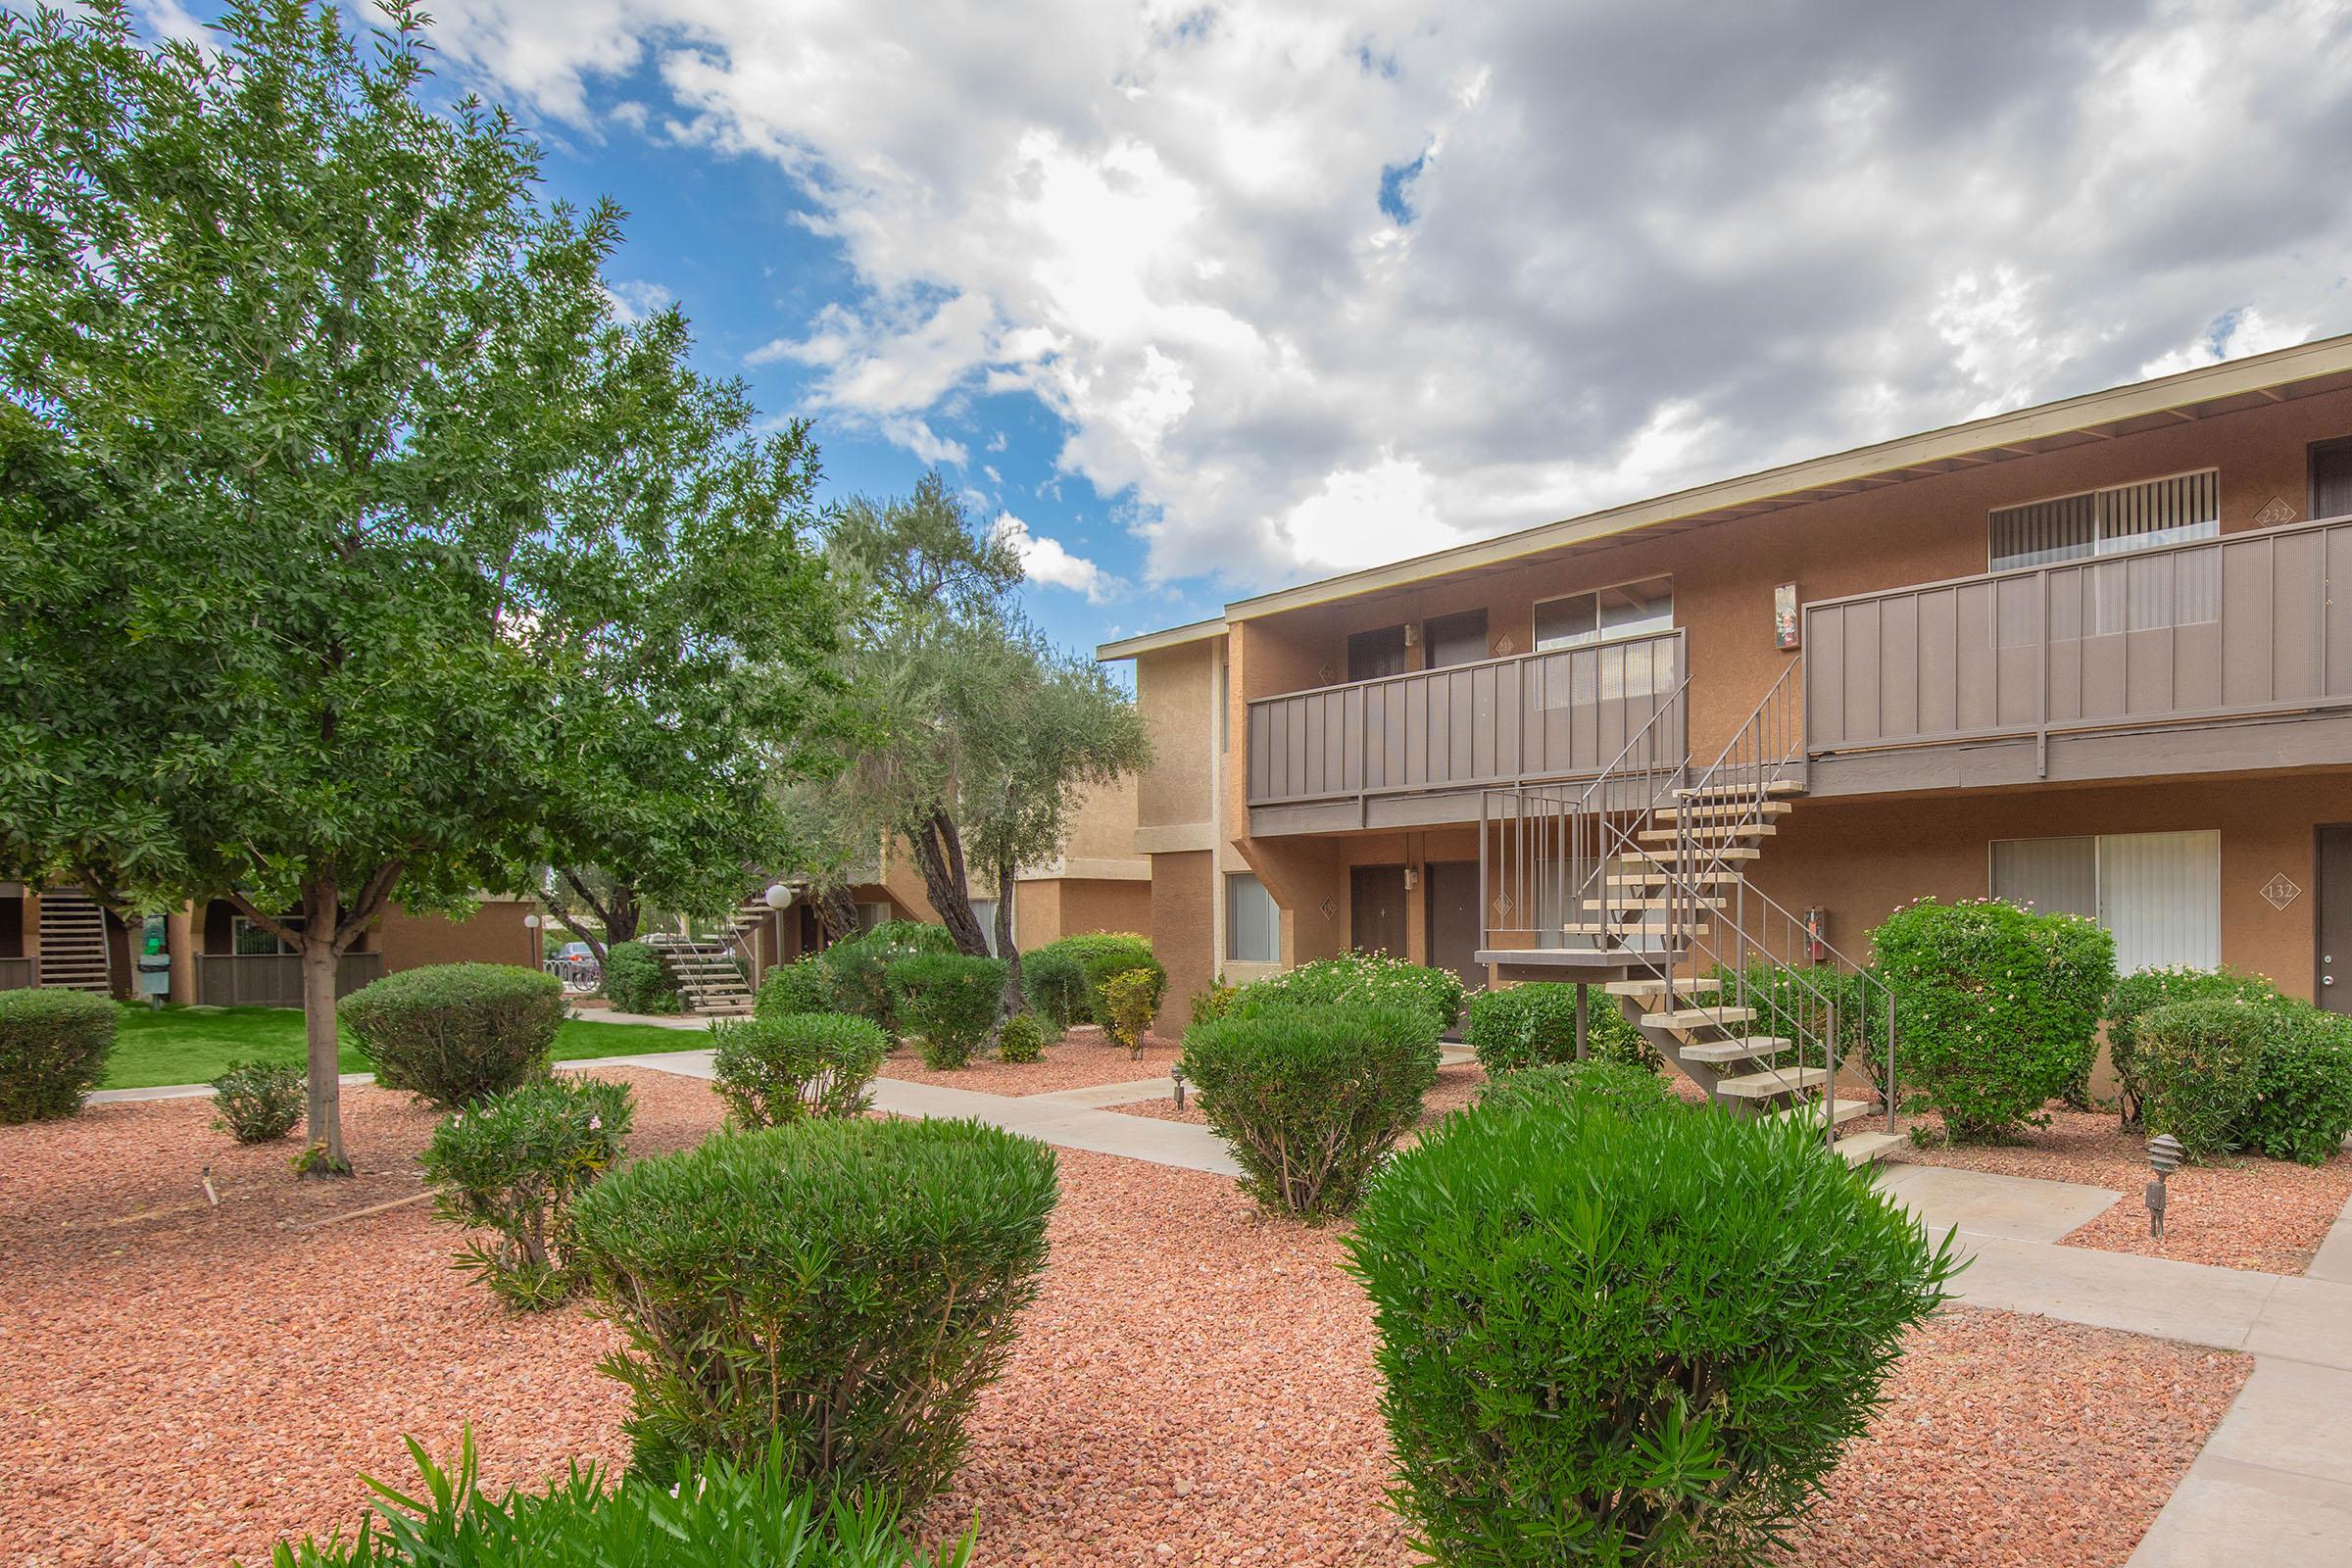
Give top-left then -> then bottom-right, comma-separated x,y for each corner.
1104,334 -> 2352,1034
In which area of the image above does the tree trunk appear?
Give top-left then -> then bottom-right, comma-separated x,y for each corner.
604,882 -> 641,950
995,857 -> 1024,1015
817,884 -> 861,946
297,882 -> 349,1176
908,808 -> 992,956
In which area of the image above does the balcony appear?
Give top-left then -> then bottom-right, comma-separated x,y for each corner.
0,956 -> 34,991
1247,629 -> 1685,833
192,950 -> 385,1007
1803,514 -> 2352,792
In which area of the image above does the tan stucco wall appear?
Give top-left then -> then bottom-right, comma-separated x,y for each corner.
1149,849 -> 1214,1033
1137,640 -> 1221,831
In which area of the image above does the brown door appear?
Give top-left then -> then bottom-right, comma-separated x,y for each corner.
1350,864 -> 1409,957
1425,860 -> 1483,994
2313,438 -> 2352,520
2320,824 -> 2352,1014
1348,625 -> 1409,683
1424,609 -> 1490,670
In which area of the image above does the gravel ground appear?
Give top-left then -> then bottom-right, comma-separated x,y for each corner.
876,1026 -> 1181,1095
0,1074 -> 2243,1568
1108,1058 -> 1489,1130
1889,1104 -> 2352,1274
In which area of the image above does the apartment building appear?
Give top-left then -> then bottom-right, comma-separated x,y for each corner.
1103,335 -> 2352,1032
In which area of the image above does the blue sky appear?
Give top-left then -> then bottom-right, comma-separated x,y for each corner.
147,1 -> 2352,665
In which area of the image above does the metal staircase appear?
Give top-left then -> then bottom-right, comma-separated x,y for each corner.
645,932 -> 755,1016
34,888 -> 114,996
1478,657 -> 1902,1166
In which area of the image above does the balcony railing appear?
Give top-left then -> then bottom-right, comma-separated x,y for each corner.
1804,514 -> 2352,764
0,956 -> 34,992
1247,629 -> 1685,807
193,950 -> 385,1007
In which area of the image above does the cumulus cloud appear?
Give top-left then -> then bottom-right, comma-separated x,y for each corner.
427,0 -> 2352,596
602,277 -> 676,324
993,513 -> 1121,604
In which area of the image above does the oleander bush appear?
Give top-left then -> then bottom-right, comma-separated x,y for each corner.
1462,984 -> 1661,1074
819,923 -> 956,1036
2107,966 -> 2282,1129
1018,948 -> 1089,1031
996,1012 -> 1046,1064
2241,1002 -> 2352,1166
602,940 -> 679,1015
886,954 -> 1006,1069
1189,980 -> 1238,1027
1024,933 -> 1158,1025
1475,1058 -> 1680,1121
1868,898 -> 2116,1143
1226,952 -> 1464,1040
0,987 -> 117,1123
712,1012 -> 889,1125
1179,1004 -> 1441,1219
755,957 -> 836,1019
211,1059 -> 305,1144
420,1075 -> 633,1310
1348,1089 -> 1960,1566
342,963 -> 564,1109
1103,967 -> 1165,1057
2136,996 -> 2272,1161
260,1431 -> 975,1567
568,1117 -> 1057,1502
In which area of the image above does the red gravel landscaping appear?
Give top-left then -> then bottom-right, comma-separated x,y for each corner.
876,1025 -> 1181,1095
0,1070 -> 2246,1567
1888,1103 -> 2352,1274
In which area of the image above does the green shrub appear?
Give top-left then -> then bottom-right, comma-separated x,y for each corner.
1475,1058 -> 1679,1121
1347,1090 -> 1959,1566
1868,898 -> 2116,1143
1227,952 -> 1464,1038
1179,1004 -> 1441,1219
1463,984 -> 1661,1074
755,957 -> 835,1019
568,1116 -> 1057,1501
259,1431 -> 973,1567
420,1076 -> 633,1310
0,987 -> 117,1123
996,1012 -> 1046,1063
1103,967 -> 1165,1057
211,1059 -> 305,1144
602,941 -> 679,1015
342,963 -> 564,1108
886,953 -> 1005,1069
1018,948 -> 1089,1030
2138,996 -> 2275,1161
1189,980 -> 1238,1027
2242,1003 -> 2352,1165
1027,932 -> 1159,1025
711,1012 -> 888,1125
819,923 -> 956,1034
2107,966 -> 2281,1128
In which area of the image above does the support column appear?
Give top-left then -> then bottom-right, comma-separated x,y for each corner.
1574,983 -> 1590,1061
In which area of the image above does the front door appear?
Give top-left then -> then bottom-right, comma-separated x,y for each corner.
1424,610 -> 1490,671
2320,824 -> 2352,1014
1350,864 -> 1410,958
1348,625 -> 1410,683
1425,860 -> 1483,995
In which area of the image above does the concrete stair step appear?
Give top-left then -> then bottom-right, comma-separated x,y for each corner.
1638,824 -> 1776,844
1680,1035 -> 1790,1064
1652,801 -> 1794,824
1835,1130 -> 1904,1167
1577,897 -> 1727,911
1603,870 -> 1745,887
1559,922 -> 1711,937
1638,1005 -> 1758,1032
1770,1096 -> 1875,1130
1614,848 -> 1762,867
1674,778 -> 1805,802
1603,976 -> 1723,1000
1715,1064 -> 1830,1099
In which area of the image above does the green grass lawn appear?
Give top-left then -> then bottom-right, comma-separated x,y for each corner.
102,1003 -> 712,1090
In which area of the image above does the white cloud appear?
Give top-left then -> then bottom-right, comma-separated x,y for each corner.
602,277 -> 676,324
431,0 -> 2352,596
993,512 -> 1120,604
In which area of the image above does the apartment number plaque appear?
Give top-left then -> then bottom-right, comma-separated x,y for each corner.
2261,873 -> 2302,911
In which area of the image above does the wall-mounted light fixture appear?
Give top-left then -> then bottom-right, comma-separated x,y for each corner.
1402,621 -> 1420,648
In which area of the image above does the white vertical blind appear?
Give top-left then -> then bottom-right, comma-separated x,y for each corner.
1226,873 -> 1279,963
969,898 -> 1000,956
2099,830 -> 2221,973
1989,837 -> 2097,918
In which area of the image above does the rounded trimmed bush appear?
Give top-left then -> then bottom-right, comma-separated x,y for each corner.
1227,952 -> 1464,1038
2107,966 -> 2281,1128
1027,932 -> 1158,1025
0,988 -> 117,1122
2243,1002 -> 2352,1165
1463,984 -> 1661,1074
997,1011 -> 1047,1063
1868,898 -> 2116,1142
602,940 -> 679,1015
1347,1091 -> 1959,1566
754,956 -> 834,1019
819,922 -> 956,1034
420,1074 -> 634,1310
886,953 -> 1006,1069
2138,995 -> 2274,1160
1019,947 -> 1089,1030
1475,1058 -> 1680,1121
210,1058 -> 304,1144
341,962 -> 564,1108
568,1115 -> 1059,1502
711,1010 -> 888,1124
1179,1003 -> 1441,1218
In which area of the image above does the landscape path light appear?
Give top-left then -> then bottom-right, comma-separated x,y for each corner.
1170,1062 -> 1187,1110
2146,1132 -> 2184,1239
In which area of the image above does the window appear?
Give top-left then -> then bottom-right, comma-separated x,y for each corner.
231,916 -> 299,956
969,898 -> 1000,956
1535,575 -> 1673,652
1989,470 -> 2218,573
1989,829 -> 2220,973
2313,437 -> 2352,520
855,902 -> 892,933
1226,873 -> 1279,963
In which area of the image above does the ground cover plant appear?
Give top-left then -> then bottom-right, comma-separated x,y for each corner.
420,1076 -> 634,1309
1180,1003 -> 1441,1219
1348,1083 -> 1961,1565
342,964 -> 566,1108
1227,952 -> 1464,1039
1462,983 -> 1660,1074
711,1012 -> 889,1124
258,1431 -> 973,1567
568,1115 -> 1058,1501
886,954 -> 1006,1068
0,986 -> 118,1122
1869,898 -> 2116,1142
211,1059 -> 306,1144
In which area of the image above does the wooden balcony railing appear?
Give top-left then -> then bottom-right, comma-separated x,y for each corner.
193,950 -> 385,1007
1246,629 -> 1685,807
1804,514 -> 2352,764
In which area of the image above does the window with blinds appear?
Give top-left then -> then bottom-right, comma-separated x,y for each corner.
1988,829 -> 2220,972
1226,873 -> 1279,963
1988,470 -> 2220,573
